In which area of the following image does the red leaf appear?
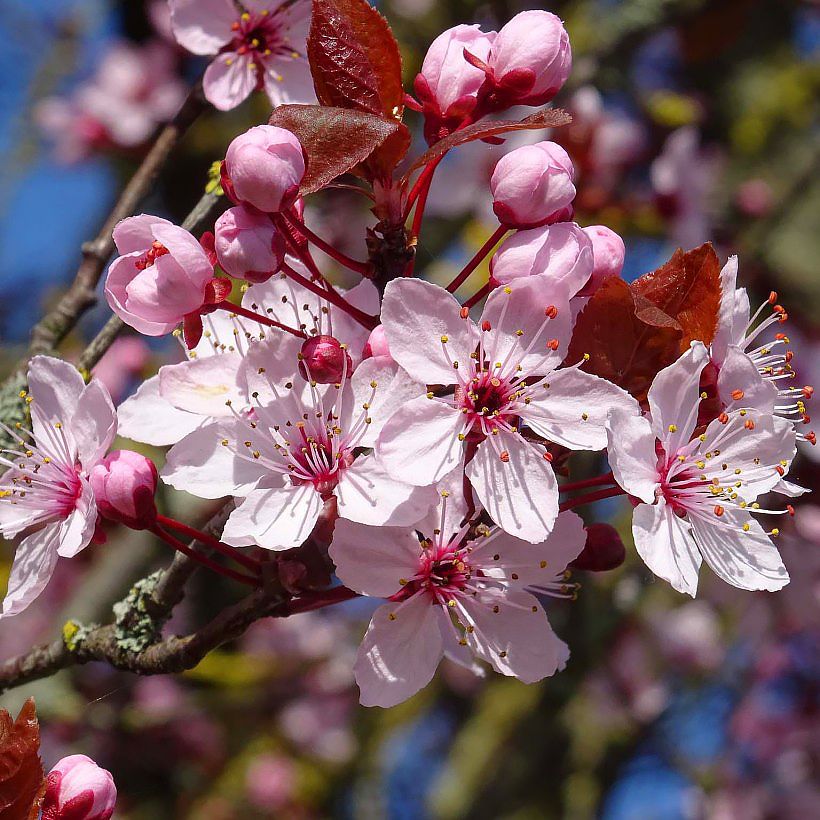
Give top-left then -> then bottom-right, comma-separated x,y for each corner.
630,242 -> 721,350
0,699 -> 45,820
567,277 -> 683,402
403,107 -> 572,179
269,105 -> 407,193
307,0 -> 404,119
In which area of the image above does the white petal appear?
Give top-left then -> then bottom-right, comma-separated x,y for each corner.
159,353 -> 245,417
330,278 -> 380,362
28,356 -> 85,454
335,455 -> 438,526
416,469 -> 472,542
221,483 -> 321,550
56,482 -> 97,559
329,518 -> 420,598
606,409 -> 658,504
716,345 -> 778,414
117,375 -> 203,446
380,278 -> 478,385
466,431 -> 558,543
377,396 -> 465,486
632,500 -> 701,596
773,478 -> 808,497
73,379 -> 117,468
354,597 -> 444,708
690,508 -> 789,591
1,524 -> 61,618
524,369 -> 639,450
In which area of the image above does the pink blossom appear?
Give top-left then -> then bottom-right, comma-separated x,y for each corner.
489,222 -> 593,299
169,0 -> 314,111
330,483 -> 586,707
42,754 -> 116,820
214,204 -> 285,282
490,141 -> 576,228
606,342 -> 795,596
0,357 -> 115,618
413,24 -> 496,143
91,335 -> 149,404
579,225 -> 625,295
105,214 -> 214,336
161,355 -> 437,549
89,450 -> 158,529
377,276 -> 637,542
223,125 -> 305,213
487,11 -> 571,105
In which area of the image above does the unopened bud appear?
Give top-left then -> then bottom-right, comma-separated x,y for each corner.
42,754 -> 117,820
570,523 -> 626,571
578,225 -> 625,296
362,325 -> 393,361
299,336 -> 352,383
214,205 -> 285,282
89,450 -> 158,530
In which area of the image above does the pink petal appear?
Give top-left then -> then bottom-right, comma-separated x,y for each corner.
329,518 -> 421,598
690,509 -> 789,591
381,278 -> 478,385
1,524 -> 61,618
169,0 -> 235,55
112,214 -> 173,255
261,54 -> 316,106
221,483 -> 321,549
203,53 -> 257,111
354,597 -> 443,708
330,278 -> 380,365
605,410 -> 658,504
632,500 -> 701,596
56,482 -> 97,559
716,345 -> 778,414
124,256 -> 203,321
158,354 -> 245,417
711,255 -> 746,362
105,257 -> 178,336
73,379 -> 117,469
523,368 -> 638,450
462,590 -> 569,682
647,341 -> 709,452
377,396 -> 465,486
28,356 -> 84,456
150,223 -> 213,289
117,376 -> 203,447
466,431 -> 558,543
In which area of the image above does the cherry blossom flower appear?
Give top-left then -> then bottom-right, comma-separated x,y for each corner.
329,482 -> 586,707
377,276 -> 637,542
43,754 -> 117,820
169,0 -> 313,111
0,357 -> 116,618
606,342 -> 795,596
161,353 -> 436,549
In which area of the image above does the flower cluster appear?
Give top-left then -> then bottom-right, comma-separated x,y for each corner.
1,3 -> 811,709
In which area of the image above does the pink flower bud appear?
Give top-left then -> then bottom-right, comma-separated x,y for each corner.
579,225 -> 625,296
299,336 -> 352,384
490,222 -> 593,298
42,755 -> 117,820
214,205 -> 285,283
223,125 -> 305,213
491,141 -> 576,228
106,214 -> 214,336
89,450 -> 158,529
414,24 -> 496,143
570,523 -> 626,572
489,10 -> 571,105
362,324 -> 393,361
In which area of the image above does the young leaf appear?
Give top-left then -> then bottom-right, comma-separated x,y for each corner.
403,108 -> 572,179
269,105 -> 406,193
0,699 -> 45,820
631,242 -> 721,350
568,277 -> 683,402
308,0 -> 404,119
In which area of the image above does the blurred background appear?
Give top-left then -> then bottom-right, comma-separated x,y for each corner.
1,0 -> 819,817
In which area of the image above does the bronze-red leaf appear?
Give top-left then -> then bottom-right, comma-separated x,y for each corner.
0,699 -> 45,820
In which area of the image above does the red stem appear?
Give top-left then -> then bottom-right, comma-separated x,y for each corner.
559,486 -> 626,512
446,225 -> 508,293
156,514 -> 262,574
280,210 -> 370,275
559,472 -> 616,495
274,215 -> 330,286
280,261 -> 378,330
214,302 -> 307,339
462,281 -> 493,309
403,155 -> 442,223
286,585 -> 359,615
151,525 -> 261,587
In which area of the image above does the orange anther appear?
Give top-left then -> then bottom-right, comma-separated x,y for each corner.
775,333 -> 787,341
545,305 -> 558,319
543,451 -> 553,462
460,307 -> 469,319
768,291 -> 778,304
547,339 -> 559,350
731,389 -> 745,401
775,465 -> 785,476
718,412 -> 729,424
482,320 -> 492,332
785,351 -> 794,363
803,386 -> 814,399
744,419 -> 755,430
807,431 -> 817,445
714,505 -> 724,516
803,415 -> 811,425
499,451 -> 510,462
787,505 -> 795,517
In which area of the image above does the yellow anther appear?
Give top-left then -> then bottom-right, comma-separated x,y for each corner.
668,424 -> 677,433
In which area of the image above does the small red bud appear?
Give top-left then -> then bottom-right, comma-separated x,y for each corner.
298,335 -> 352,383
570,523 -> 626,572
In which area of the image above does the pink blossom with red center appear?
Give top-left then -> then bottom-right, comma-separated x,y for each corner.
606,342 -> 795,596
169,0 -> 314,110
0,357 -> 116,618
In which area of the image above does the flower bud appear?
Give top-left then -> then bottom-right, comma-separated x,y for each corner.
214,205 -> 285,283
106,214 -> 214,336
362,325 -> 393,361
89,450 -> 158,529
488,11 -> 571,105
491,141 -> 576,228
578,225 -> 625,296
570,523 -> 626,572
223,125 -> 305,213
298,336 -> 352,384
414,24 -> 496,143
490,222 -> 593,299
42,755 -> 117,820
